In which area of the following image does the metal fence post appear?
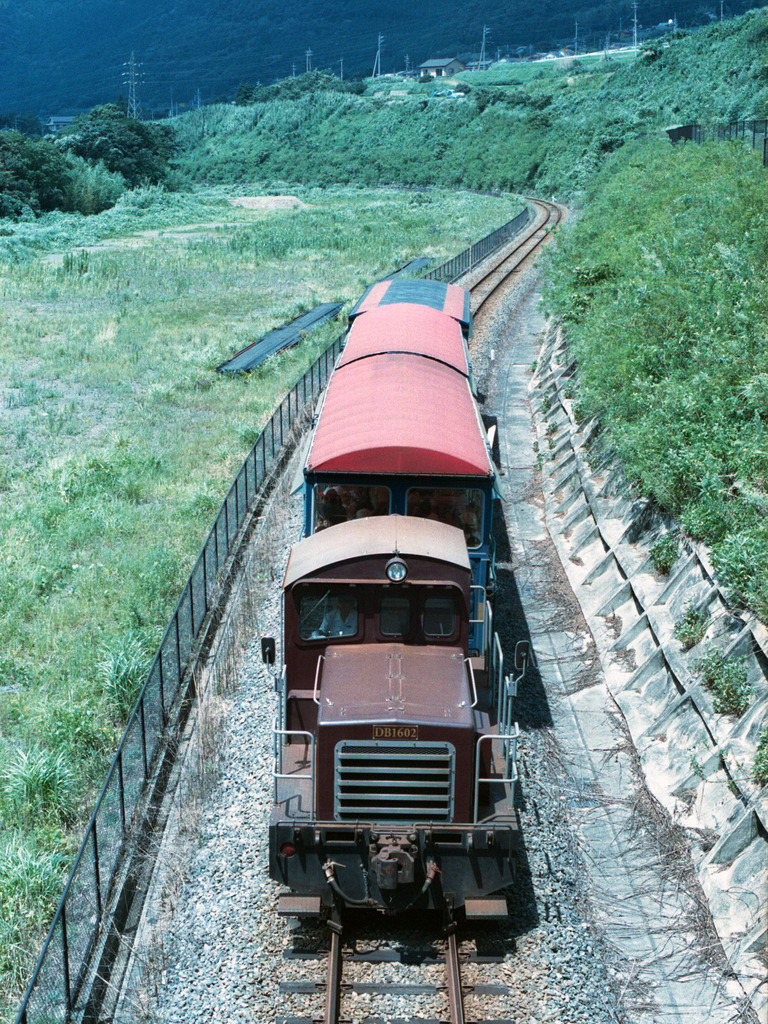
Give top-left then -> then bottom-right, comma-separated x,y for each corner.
188,577 -> 195,653
202,537 -> 208,609
60,903 -> 72,1014
175,614 -> 182,692
159,652 -> 166,726
140,698 -> 148,779
117,750 -> 126,835
92,823 -> 102,920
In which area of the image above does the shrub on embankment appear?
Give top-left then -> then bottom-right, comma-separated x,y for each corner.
542,138 -> 768,622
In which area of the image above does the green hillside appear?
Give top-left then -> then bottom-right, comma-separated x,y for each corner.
172,12 -> 767,198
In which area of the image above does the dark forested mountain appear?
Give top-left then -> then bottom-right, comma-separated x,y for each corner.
0,0 -> 761,117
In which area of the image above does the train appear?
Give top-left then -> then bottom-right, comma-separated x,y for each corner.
261,279 -> 529,924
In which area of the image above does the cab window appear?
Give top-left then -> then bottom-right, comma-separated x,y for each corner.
380,595 -> 411,637
298,589 -> 359,640
422,594 -> 457,639
406,487 -> 484,548
314,484 -> 390,532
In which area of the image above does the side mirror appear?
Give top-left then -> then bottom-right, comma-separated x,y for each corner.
261,637 -> 276,666
514,639 -> 530,673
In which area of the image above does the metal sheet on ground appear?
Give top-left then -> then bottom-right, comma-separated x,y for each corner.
217,302 -> 343,373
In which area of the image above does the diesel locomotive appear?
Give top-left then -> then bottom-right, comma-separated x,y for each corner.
262,280 -> 527,921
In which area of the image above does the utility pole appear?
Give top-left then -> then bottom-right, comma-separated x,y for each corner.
292,63 -> 296,77
405,54 -> 410,75
720,0 -> 724,19
632,1 -> 639,48
339,57 -> 343,80
479,25 -> 490,68
373,33 -> 384,77
123,51 -> 142,119
574,19 -> 579,53
306,48 -> 312,73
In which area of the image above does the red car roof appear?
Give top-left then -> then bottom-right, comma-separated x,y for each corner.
306,353 -> 492,477
338,304 -> 469,376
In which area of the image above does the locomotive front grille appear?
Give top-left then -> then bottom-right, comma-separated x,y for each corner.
334,740 -> 455,822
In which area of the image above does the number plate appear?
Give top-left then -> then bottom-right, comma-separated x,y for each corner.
372,725 -> 418,741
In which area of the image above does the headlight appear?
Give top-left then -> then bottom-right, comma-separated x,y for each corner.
386,558 -> 407,583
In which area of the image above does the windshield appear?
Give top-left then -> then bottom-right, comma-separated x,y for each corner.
299,589 -> 359,640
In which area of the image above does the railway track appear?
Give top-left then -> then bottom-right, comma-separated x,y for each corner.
469,199 -> 563,320
279,915 -> 513,1024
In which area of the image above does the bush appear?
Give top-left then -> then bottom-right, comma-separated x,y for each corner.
0,130 -> 71,218
99,630 -> 154,719
543,139 -> 768,623
58,104 -> 173,186
696,648 -> 752,717
0,838 -> 65,990
753,725 -> 768,785
674,604 -> 709,650
1,747 -> 77,822
649,533 -> 680,575
64,153 -> 126,214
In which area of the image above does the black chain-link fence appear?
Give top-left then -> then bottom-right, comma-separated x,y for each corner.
667,118 -> 768,167
15,334 -> 344,1024
424,206 -> 531,282
15,207 -> 531,1024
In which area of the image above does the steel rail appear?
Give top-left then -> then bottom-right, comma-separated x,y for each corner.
444,931 -> 467,1024
323,918 -> 344,1024
468,199 -> 563,319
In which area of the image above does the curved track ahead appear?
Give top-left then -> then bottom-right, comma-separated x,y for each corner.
469,199 -> 563,322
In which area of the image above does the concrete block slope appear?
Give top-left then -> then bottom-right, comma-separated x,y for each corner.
531,323 -> 768,1021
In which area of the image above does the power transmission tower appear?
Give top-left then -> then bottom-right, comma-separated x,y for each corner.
373,33 -> 384,77
292,63 -> 296,77
123,51 -> 142,119
306,48 -> 312,73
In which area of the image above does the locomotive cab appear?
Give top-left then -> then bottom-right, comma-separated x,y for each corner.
266,516 -> 524,917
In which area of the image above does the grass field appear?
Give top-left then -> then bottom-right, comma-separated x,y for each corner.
0,183 -> 524,1012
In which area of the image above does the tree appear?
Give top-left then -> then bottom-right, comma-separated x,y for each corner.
58,105 -> 172,186
0,131 -> 71,218
0,112 -> 43,136
235,82 -> 257,105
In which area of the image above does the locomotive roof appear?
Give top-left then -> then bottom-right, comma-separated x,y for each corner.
283,515 -> 470,589
348,279 -> 471,331
305,353 -> 493,477
337,303 -> 469,377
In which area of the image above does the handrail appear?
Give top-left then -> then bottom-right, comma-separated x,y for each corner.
312,655 -> 326,705
273,725 -> 315,817
473,726 -> 520,823
465,658 -> 479,709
